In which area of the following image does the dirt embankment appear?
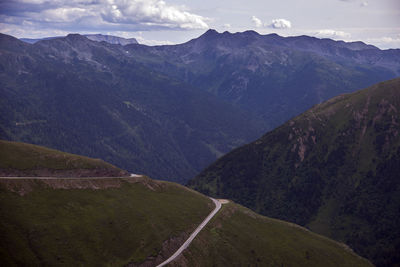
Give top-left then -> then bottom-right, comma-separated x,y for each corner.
127,232 -> 190,267
0,167 -> 129,178
0,175 -> 164,196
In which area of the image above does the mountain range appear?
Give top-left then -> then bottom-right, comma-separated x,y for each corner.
125,29 -> 400,129
1,29 -> 400,183
20,34 -> 138,45
0,32 -> 263,183
190,78 -> 400,267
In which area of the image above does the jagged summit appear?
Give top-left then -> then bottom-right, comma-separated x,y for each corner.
193,29 -> 381,52
203,28 -> 218,35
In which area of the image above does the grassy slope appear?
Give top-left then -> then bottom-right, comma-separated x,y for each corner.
0,140 -> 373,266
0,178 -> 212,266
190,78 -> 400,266
0,140 -> 127,176
174,202 -> 372,267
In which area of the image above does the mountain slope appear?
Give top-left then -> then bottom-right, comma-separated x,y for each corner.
3,30 -> 400,183
174,202 -> 372,267
0,33 -> 264,183
126,29 -> 400,130
190,78 -> 400,266
0,177 -> 214,266
0,142 -> 371,266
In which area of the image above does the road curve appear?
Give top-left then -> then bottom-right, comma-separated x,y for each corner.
156,198 -> 222,267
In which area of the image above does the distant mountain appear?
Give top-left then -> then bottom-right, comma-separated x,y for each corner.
84,34 -> 138,45
0,142 -> 372,266
126,29 -> 400,130
20,36 -> 59,44
2,30 -> 400,183
21,34 -> 138,45
190,78 -> 400,267
0,33 -> 263,183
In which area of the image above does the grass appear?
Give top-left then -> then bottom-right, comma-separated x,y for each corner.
0,178 -> 212,266
177,202 -> 373,267
0,140 -> 118,171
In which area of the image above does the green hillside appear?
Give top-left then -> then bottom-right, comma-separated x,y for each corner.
0,177 -> 213,266
175,202 -> 372,267
0,179 -> 372,267
0,140 -> 128,177
190,78 -> 400,266
0,141 -> 372,266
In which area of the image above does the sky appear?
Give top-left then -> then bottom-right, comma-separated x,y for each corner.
0,0 -> 399,49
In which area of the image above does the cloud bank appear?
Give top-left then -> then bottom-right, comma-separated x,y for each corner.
315,29 -> 351,39
0,0 -> 209,37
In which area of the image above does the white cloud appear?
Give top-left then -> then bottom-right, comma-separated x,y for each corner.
37,7 -> 89,23
0,0 -> 209,35
315,29 -> 351,39
112,30 -> 174,45
269,19 -> 292,29
361,1 -> 368,7
134,36 -> 174,46
251,16 -> 263,28
100,0 -> 208,30
366,36 -> 400,49
251,17 -> 292,30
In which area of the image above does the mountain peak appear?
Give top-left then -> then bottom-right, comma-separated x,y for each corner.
0,33 -> 29,51
65,33 -> 89,42
241,30 -> 260,36
204,28 -> 218,35
199,29 -> 219,39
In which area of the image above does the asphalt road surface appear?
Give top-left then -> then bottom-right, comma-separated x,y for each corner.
156,198 -> 222,267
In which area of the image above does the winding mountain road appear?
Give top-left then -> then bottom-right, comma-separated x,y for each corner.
156,198 -> 222,267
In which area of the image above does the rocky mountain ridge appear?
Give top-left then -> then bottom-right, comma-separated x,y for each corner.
125,29 -> 399,129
